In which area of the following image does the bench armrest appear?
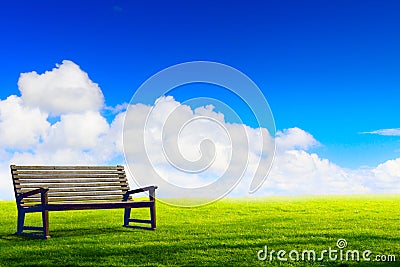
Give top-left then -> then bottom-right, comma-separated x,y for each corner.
17,187 -> 49,201
126,186 -> 158,195
123,186 -> 158,201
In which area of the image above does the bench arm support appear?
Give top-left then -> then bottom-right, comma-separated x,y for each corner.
123,186 -> 158,201
17,187 -> 49,202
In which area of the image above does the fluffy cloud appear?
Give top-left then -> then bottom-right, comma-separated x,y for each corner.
123,97 -> 275,199
0,95 -> 49,149
44,111 -> 109,150
275,127 -> 320,151
370,158 -> 400,193
18,60 -> 104,115
0,60 -> 399,200
0,61 -> 117,199
120,96 -> 400,198
248,150 -> 372,196
9,111 -> 116,166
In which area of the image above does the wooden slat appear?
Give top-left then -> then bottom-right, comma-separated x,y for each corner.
46,191 -> 124,197
23,192 -> 125,198
13,171 -> 123,175
15,182 -> 128,189
15,174 -> 120,179
17,178 -> 121,183
19,186 -> 126,193
23,195 -> 124,202
25,193 -> 124,199
11,165 -> 122,170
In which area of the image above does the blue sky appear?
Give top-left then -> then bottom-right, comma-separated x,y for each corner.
1,0 -> 399,170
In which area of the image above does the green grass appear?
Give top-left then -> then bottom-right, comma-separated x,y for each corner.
0,196 -> 399,266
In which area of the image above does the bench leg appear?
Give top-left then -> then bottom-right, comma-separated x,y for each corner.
150,204 -> 156,229
42,209 -> 50,239
16,209 -> 25,235
149,187 -> 156,229
15,209 -> 50,239
123,205 -> 156,230
123,208 -> 131,227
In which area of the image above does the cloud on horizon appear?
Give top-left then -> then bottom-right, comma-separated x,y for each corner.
0,60 -> 399,200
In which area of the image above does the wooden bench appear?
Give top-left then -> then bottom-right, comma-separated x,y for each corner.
10,165 -> 157,239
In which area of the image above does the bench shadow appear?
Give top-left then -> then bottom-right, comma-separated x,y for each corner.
0,226 -> 146,241
0,233 -> 35,242
49,226 -> 146,238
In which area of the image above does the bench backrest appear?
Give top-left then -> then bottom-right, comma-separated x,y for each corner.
11,165 -> 130,204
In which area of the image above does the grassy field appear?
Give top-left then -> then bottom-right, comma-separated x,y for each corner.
0,196 -> 399,266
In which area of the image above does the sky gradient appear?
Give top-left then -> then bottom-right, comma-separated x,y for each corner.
0,1 -> 399,199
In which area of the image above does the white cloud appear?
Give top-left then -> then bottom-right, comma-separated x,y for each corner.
7,109 -> 122,167
123,97 -> 240,190
18,60 -> 104,115
245,150 -> 372,196
0,95 -> 49,149
361,128 -> 400,136
371,158 -> 400,193
44,111 -> 109,150
275,127 -> 320,151
1,60 -> 399,200
0,163 -> 14,200
0,61 -> 118,199
121,97 -> 399,198
104,102 -> 129,114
